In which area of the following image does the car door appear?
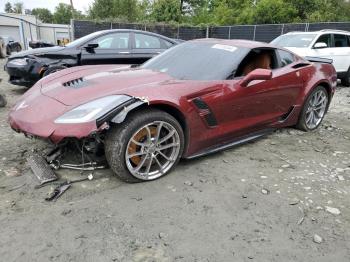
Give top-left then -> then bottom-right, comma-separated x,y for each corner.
80,32 -> 132,65
310,33 -> 334,63
328,34 -> 350,73
131,32 -> 167,64
218,48 -> 303,140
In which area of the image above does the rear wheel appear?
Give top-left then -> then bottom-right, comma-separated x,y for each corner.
105,109 -> 184,183
297,86 -> 329,131
340,68 -> 350,87
0,40 -> 6,58
16,45 -> 21,52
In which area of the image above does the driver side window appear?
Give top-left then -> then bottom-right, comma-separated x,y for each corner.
235,48 -> 278,77
91,33 -> 130,49
314,34 -> 331,48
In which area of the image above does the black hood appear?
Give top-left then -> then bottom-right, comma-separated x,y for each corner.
9,46 -> 67,59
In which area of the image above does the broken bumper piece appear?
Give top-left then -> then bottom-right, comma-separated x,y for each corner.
27,153 -> 58,185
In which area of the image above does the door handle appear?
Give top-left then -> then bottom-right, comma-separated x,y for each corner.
119,51 -> 130,54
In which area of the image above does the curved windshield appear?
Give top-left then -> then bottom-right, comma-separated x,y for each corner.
65,31 -> 103,47
141,42 -> 249,80
271,34 -> 317,48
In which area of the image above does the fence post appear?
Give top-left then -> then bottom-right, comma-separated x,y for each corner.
177,24 -> 180,39
228,26 -> 231,39
206,25 -> 209,38
253,25 -> 257,40
110,22 -> 113,29
281,24 -> 284,35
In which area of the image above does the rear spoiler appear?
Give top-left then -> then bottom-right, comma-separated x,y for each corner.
305,56 -> 333,64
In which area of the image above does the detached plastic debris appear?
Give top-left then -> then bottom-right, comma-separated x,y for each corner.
27,154 -> 58,186
45,175 -> 94,202
45,184 -> 71,202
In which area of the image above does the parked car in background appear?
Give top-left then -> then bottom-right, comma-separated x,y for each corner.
271,29 -> 350,86
9,39 -> 337,182
0,36 -> 22,55
4,29 -> 181,87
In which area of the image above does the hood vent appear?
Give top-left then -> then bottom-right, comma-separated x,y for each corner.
63,77 -> 85,88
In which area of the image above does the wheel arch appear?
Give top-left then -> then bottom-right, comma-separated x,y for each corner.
304,80 -> 332,110
112,101 -> 190,157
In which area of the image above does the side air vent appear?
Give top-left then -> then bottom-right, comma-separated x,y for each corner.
192,97 -> 218,127
63,77 -> 85,88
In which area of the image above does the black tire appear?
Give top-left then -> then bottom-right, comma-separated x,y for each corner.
43,65 -> 67,77
0,41 -> 6,58
16,45 -> 21,52
340,68 -> 350,87
105,109 -> 185,183
6,46 -> 11,56
296,86 -> 329,131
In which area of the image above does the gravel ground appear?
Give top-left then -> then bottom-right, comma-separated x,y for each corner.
0,58 -> 349,262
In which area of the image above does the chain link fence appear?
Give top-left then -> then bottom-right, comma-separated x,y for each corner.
72,20 -> 350,42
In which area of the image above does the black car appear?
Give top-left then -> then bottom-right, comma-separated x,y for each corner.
1,36 -> 22,55
5,29 -> 181,87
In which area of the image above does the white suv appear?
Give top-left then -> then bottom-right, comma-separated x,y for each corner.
271,29 -> 350,86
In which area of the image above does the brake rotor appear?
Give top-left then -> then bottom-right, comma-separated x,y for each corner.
128,126 -> 157,165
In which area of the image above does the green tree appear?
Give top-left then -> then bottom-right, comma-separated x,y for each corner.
32,8 -> 53,23
151,0 -> 181,22
53,3 -> 84,24
307,0 -> 350,22
4,2 -> 13,13
89,0 -> 115,19
13,2 -> 23,14
88,0 -> 139,22
253,0 -> 298,24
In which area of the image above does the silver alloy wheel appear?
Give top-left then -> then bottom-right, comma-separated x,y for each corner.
125,121 -> 181,180
305,89 -> 328,129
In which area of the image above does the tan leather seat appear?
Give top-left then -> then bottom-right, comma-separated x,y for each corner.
242,53 -> 272,76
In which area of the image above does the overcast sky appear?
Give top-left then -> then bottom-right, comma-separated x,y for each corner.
0,0 -> 95,13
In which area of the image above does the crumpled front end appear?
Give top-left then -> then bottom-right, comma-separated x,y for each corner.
8,87 -> 102,144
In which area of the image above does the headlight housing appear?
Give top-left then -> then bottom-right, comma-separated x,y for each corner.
54,95 -> 131,124
9,58 -> 28,66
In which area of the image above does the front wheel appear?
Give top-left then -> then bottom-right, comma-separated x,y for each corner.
105,109 -> 184,183
296,86 -> 329,131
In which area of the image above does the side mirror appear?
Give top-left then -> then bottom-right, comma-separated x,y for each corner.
313,42 -> 328,49
240,69 -> 272,87
84,43 -> 99,53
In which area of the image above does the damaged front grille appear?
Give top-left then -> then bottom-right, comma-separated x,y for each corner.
63,77 -> 85,88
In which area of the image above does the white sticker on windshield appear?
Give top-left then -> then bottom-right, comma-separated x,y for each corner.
212,44 -> 237,52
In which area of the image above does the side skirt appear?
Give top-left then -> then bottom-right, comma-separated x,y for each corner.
185,128 -> 276,159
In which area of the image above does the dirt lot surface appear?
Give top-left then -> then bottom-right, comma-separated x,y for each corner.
0,58 -> 349,262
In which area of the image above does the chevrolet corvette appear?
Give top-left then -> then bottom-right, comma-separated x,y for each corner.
9,39 -> 337,182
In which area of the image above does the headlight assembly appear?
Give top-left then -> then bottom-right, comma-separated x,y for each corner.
54,95 -> 131,124
9,58 -> 28,66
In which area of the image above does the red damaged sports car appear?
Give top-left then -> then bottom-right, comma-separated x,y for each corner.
9,39 -> 337,182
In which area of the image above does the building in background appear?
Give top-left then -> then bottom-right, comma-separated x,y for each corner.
0,13 -> 71,50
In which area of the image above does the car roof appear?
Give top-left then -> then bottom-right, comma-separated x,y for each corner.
92,29 -> 178,42
190,38 -> 277,49
285,29 -> 350,35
